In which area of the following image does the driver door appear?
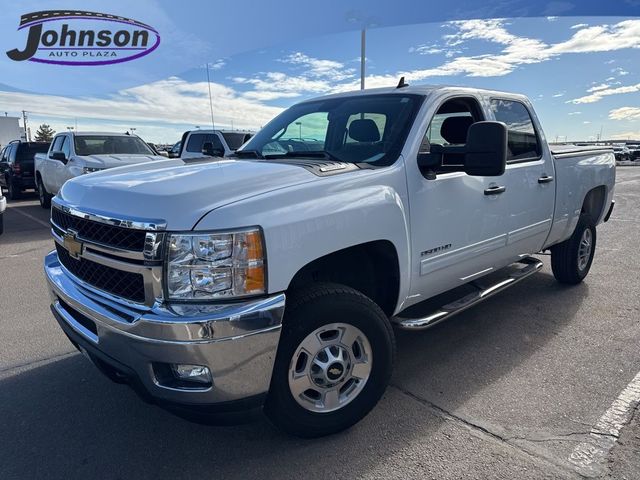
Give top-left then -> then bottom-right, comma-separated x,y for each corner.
406,95 -> 510,303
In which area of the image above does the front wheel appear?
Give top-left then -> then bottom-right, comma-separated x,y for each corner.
265,283 -> 395,437
37,178 -> 52,209
551,213 -> 596,284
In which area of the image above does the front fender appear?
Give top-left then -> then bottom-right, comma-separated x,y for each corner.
195,165 -> 411,311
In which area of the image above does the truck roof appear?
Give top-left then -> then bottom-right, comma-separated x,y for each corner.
298,84 -> 530,104
67,132 -> 139,137
185,129 -> 254,134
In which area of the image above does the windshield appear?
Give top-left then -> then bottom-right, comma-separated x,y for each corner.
239,94 -> 424,166
74,135 -> 154,156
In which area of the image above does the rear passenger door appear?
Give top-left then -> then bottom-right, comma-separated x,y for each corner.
489,98 -> 555,257
0,146 -> 9,187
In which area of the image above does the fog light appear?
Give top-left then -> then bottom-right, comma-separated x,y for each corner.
171,364 -> 212,384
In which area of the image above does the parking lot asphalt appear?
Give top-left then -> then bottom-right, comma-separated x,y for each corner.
1,169 -> 638,480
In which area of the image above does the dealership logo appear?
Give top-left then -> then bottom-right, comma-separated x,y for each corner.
6,10 -> 160,66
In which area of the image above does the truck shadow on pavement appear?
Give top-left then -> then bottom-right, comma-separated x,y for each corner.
0,271 -> 587,479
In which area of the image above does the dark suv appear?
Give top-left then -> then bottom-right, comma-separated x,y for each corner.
0,140 -> 50,199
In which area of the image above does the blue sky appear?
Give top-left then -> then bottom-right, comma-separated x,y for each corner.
1,16 -> 639,143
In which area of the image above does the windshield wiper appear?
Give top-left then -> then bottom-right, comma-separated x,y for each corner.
233,149 -> 264,159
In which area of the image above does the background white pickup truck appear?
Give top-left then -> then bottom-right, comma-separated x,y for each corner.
34,132 -> 164,208
44,84 -> 615,437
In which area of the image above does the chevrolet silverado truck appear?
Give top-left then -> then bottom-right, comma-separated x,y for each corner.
35,132 -> 164,209
44,84 -> 615,437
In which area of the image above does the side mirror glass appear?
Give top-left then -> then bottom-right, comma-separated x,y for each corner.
50,151 -> 67,162
202,142 -> 225,158
464,121 -> 507,177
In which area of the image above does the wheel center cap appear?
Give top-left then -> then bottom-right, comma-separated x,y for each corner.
327,362 -> 344,381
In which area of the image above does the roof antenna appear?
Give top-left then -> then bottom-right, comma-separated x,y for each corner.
396,76 -> 409,89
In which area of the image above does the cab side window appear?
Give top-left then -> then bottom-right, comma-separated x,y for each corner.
60,137 -> 71,158
419,97 -> 483,177
490,99 -> 541,162
50,136 -> 64,155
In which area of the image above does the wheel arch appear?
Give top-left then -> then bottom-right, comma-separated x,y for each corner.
287,240 -> 401,316
581,185 -> 607,223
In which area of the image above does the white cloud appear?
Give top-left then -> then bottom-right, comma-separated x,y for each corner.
552,92 -> 565,97
587,83 -> 611,92
568,111 -> 582,115
0,77 -> 283,142
609,107 -> 640,120
280,52 -> 355,81
547,16 -> 559,22
571,23 -> 589,29
612,67 -> 630,76
610,131 -> 640,140
401,19 -> 640,80
583,121 -> 592,124
568,82 -> 640,104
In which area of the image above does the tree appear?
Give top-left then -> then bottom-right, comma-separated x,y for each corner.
34,124 -> 55,142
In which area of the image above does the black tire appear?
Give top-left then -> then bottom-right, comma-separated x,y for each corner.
7,179 -> 20,200
551,213 -> 596,284
265,282 -> 395,438
37,177 -> 52,209
0,212 -> 4,235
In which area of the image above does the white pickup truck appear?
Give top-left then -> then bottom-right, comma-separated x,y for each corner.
44,84 -> 615,437
35,132 -> 164,208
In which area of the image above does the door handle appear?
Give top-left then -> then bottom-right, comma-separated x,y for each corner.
484,185 -> 506,195
538,175 -> 554,184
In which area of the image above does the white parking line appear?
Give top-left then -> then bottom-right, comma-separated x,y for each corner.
9,206 -> 50,229
569,370 -> 640,477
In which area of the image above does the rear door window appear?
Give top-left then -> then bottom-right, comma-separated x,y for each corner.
490,99 -> 542,162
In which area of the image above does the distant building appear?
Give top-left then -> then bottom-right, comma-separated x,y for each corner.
0,116 -> 26,148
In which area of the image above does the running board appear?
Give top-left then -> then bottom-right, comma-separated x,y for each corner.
392,257 -> 543,330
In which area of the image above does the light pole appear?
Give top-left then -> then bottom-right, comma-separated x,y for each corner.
66,126 -> 74,132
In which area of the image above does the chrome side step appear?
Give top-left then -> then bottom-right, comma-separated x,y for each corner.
392,257 -> 543,330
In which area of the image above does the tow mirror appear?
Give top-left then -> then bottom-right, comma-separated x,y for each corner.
50,151 -> 67,162
464,121 -> 507,177
202,142 -> 225,158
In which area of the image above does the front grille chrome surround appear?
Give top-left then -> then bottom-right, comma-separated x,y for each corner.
51,199 -> 166,307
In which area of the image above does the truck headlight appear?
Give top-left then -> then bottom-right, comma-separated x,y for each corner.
82,167 -> 104,174
166,228 -> 265,300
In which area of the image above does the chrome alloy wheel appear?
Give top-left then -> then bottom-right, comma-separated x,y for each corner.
577,228 -> 593,271
288,323 -> 372,413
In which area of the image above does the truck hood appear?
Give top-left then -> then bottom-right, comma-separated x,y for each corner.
80,154 -> 165,168
58,158 -> 318,230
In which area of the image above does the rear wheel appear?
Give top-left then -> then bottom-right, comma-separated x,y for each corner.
551,213 -> 596,284
265,283 -> 395,437
37,177 -> 52,209
7,179 -> 20,200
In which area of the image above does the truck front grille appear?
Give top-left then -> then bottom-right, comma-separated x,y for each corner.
56,243 -> 146,303
52,207 -> 147,251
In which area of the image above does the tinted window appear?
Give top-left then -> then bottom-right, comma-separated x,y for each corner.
490,100 -> 541,161
221,132 -> 249,151
240,94 -> 423,166
186,133 -> 224,153
16,143 -> 49,161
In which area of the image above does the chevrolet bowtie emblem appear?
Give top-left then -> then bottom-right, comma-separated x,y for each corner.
63,230 -> 83,260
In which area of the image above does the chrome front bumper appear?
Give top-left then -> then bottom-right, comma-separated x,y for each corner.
45,250 -> 285,407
